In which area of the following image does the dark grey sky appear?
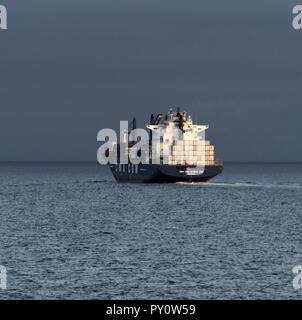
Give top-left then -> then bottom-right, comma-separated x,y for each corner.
0,0 -> 301,161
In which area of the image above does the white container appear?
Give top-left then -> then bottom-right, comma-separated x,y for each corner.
186,160 -> 196,165
176,140 -> 184,146
205,145 -> 214,151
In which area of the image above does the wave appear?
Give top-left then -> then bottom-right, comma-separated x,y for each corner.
0,179 -> 112,188
176,181 -> 302,189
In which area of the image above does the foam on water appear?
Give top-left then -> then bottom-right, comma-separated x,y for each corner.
177,181 -> 302,189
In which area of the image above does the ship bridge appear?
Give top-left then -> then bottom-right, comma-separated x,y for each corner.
146,109 -> 215,166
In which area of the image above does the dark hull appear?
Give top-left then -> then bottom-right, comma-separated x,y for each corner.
109,163 -> 223,183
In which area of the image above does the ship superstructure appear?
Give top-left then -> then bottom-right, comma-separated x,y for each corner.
146,109 -> 215,167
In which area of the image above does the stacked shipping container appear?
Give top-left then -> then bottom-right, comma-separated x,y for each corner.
168,140 -> 215,166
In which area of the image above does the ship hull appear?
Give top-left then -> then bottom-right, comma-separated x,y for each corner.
109,163 -> 223,183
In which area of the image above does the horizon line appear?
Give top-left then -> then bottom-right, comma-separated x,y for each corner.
0,161 -> 302,164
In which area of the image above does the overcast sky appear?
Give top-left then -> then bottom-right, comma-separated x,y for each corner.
0,0 -> 301,161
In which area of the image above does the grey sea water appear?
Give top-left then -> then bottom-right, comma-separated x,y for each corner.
0,163 -> 302,299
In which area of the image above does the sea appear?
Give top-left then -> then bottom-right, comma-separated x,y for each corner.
0,162 -> 301,299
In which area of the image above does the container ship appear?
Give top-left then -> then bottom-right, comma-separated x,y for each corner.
108,108 -> 223,183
